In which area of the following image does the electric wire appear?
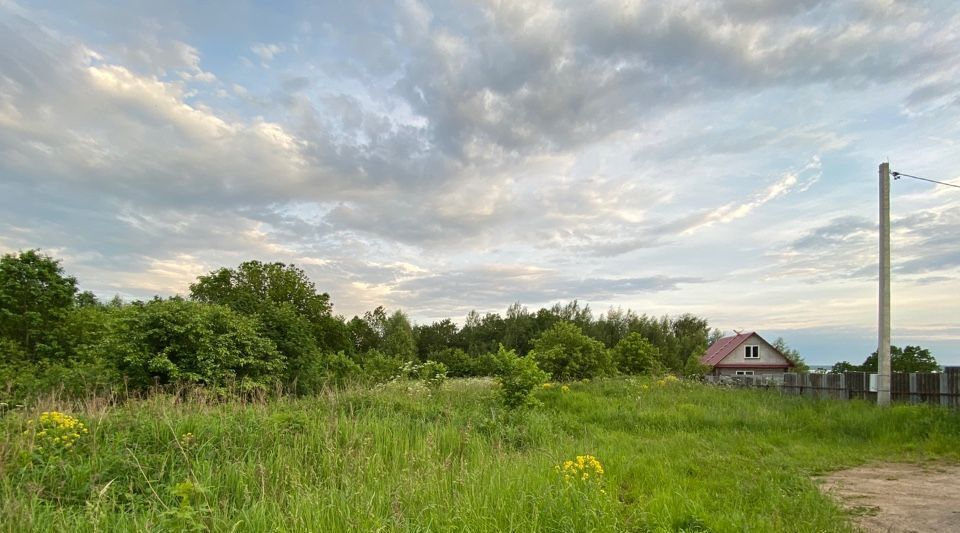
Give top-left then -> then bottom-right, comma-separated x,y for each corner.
891,171 -> 960,189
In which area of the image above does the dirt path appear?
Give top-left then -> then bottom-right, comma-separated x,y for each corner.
817,463 -> 960,532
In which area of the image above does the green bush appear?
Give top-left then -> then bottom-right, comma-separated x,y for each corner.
495,345 -> 549,409
429,347 -> 474,377
287,351 -> 362,393
612,332 -> 664,375
319,351 -> 363,388
530,322 -> 613,381
99,298 -> 284,392
358,349 -> 404,383
407,360 -> 448,389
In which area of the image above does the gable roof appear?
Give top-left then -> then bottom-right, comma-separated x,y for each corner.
700,331 -> 795,368
700,332 -> 755,366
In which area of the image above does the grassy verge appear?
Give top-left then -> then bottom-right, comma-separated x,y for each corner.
2,377 -> 958,532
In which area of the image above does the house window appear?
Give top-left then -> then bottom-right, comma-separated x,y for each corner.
735,370 -> 754,376
744,345 -> 759,359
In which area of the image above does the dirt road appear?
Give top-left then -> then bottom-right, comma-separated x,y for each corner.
818,463 -> 960,532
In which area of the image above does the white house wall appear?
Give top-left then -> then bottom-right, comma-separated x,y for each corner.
715,367 -> 787,378
715,333 -> 790,367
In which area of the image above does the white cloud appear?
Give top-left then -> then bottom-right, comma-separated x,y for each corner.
251,42 -> 284,61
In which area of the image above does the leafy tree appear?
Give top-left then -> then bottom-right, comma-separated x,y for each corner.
457,311 -> 506,355
75,290 -> 100,308
0,250 -> 78,360
495,345 -> 549,409
590,307 -> 636,348
612,332 -> 664,375
429,347 -> 474,377
772,337 -> 809,373
101,298 -> 284,391
415,318 -> 459,359
830,361 -> 860,373
667,314 -> 711,371
190,261 -> 336,380
861,345 -> 939,373
530,321 -> 612,380
347,314 -> 380,353
382,310 -> 416,361
190,261 -> 331,321
502,302 -> 538,355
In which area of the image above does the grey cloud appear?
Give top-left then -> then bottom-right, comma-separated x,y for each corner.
390,265 -> 702,316
281,76 -> 312,92
789,216 -> 874,251
766,203 -> 960,283
389,0 -> 952,162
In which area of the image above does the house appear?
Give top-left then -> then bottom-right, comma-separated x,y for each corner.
700,331 -> 794,377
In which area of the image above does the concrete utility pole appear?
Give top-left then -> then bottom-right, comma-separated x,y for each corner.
878,162 -> 891,406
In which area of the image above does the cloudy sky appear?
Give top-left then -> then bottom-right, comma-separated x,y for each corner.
2,0 -> 959,364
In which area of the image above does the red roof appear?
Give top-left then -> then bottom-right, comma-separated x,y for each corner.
700,331 -> 794,368
700,332 -> 755,366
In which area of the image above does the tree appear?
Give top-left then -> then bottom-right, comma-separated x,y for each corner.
530,321 -> 612,380
347,315 -> 380,354
502,302 -> 538,355
415,318 -> 459,359
190,261 -> 335,378
0,250 -> 78,360
190,261 -> 331,321
830,361 -> 860,373
457,311 -> 505,355
771,337 -> 809,373
381,310 -> 416,361
612,332 -> 664,375
860,345 -> 939,373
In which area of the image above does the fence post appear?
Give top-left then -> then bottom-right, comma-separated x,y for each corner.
909,373 -> 919,404
944,368 -> 960,408
942,372 -> 950,407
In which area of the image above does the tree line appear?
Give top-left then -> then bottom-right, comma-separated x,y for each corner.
0,250 -> 738,401
830,345 -> 940,374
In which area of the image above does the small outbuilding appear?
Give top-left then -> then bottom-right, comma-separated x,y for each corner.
700,331 -> 794,378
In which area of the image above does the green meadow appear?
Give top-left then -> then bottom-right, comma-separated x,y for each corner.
3,378 -> 959,532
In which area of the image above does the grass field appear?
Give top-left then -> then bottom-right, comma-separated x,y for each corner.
3,377 -> 959,532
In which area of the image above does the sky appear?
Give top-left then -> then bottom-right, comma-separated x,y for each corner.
1,0 -> 959,365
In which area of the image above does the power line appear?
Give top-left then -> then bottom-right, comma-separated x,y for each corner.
891,171 -> 960,189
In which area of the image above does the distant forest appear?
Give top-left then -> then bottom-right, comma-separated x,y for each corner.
1,250 -> 808,401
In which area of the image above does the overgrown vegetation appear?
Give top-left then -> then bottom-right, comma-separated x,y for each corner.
1,250 -> 732,403
3,378 -> 959,531
1,249 -> 956,531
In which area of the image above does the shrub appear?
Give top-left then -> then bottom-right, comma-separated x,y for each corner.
100,298 -> 284,392
681,357 -> 711,380
429,347 -> 474,377
397,360 -> 449,389
530,322 -> 612,381
496,345 -> 549,409
358,349 -> 404,383
612,333 -> 664,375
292,351 -> 362,392
321,351 -> 363,387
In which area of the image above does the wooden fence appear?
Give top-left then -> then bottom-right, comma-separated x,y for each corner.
705,367 -> 960,407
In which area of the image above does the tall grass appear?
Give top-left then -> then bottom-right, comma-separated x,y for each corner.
2,378 -> 958,532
